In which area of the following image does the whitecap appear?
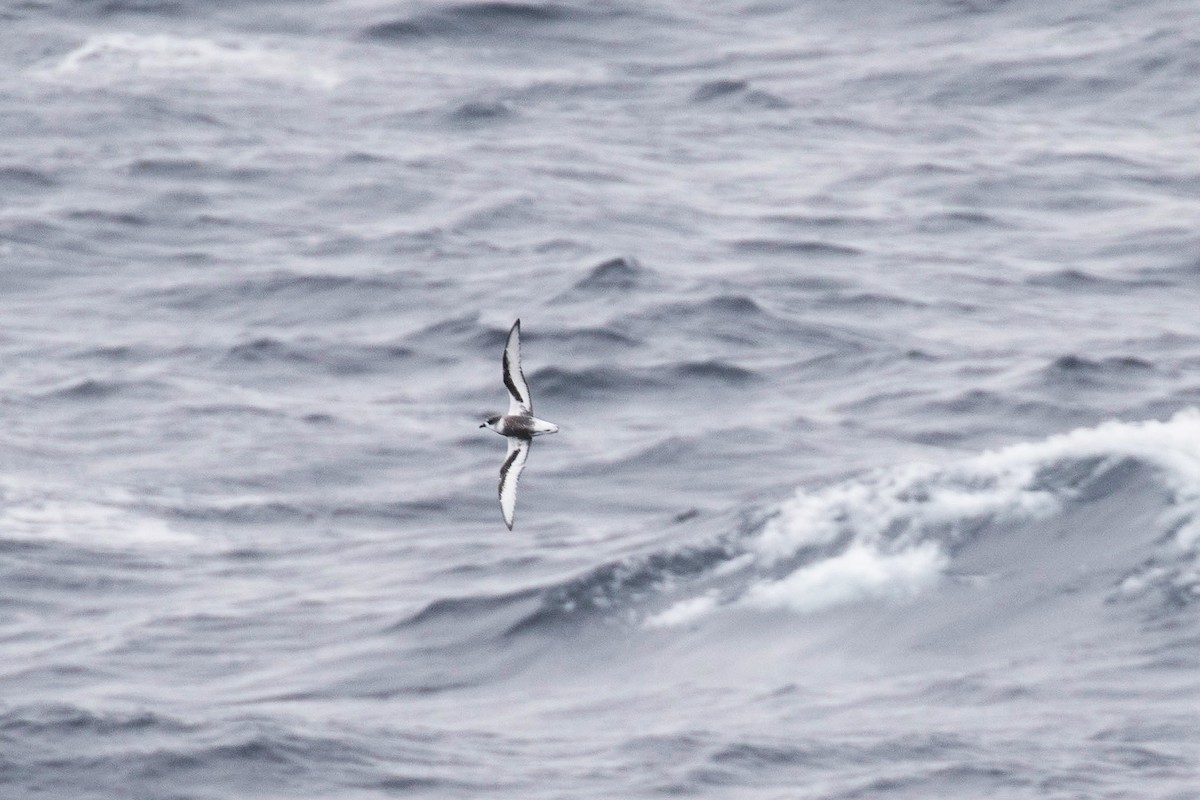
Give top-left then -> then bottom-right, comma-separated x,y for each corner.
653,410 -> 1200,625
37,33 -> 341,90
0,477 -> 196,550
643,592 -> 719,629
740,542 -> 948,614
757,409 -> 1200,563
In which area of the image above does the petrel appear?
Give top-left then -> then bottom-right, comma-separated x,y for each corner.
480,320 -> 559,529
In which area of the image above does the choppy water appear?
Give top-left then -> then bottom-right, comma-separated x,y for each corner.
3,0 -> 1200,797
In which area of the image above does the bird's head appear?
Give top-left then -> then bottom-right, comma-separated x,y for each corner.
480,415 -> 501,430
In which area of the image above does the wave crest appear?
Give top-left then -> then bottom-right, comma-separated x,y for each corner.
406,413 -> 1200,642
653,411 -> 1200,625
38,33 -> 340,89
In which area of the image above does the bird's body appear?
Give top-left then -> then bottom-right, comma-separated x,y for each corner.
480,320 -> 558,529
484,414 -> 560,439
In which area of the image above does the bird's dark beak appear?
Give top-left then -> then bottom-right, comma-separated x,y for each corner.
479,423 -> 486,428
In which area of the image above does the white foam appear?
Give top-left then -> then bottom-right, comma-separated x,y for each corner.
652,410 -> 1200,626
741,542 -> 947,614
39,33 -> 341,89
0,477 -> 194,550
643,593 -> 719,629
757,410 -> 1200,564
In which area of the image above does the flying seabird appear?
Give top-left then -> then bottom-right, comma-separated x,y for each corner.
480,320 -> 559,529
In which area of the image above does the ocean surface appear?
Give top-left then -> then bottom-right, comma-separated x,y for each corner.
3,0 -> 1200,797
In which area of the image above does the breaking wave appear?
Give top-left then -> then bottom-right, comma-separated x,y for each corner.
406,411 -> 1200,638
37,33 -> 340,89
649,410 -> 1200,625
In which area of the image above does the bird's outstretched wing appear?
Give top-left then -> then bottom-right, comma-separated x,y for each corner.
503,319 -> 532,415
498,436 -> 531,530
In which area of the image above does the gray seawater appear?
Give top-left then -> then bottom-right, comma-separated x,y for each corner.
3,0 -> 1200,797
